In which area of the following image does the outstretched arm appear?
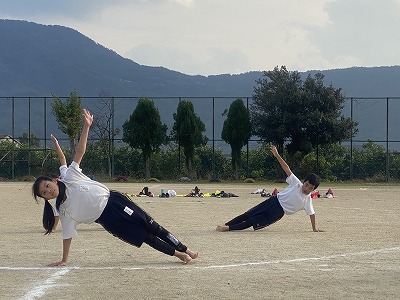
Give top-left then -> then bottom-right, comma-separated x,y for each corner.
73,109 -> 93,165
51,134 -> 67,166
309,214 -> 324,232
270,145 -> 292,177
47,238 -> 72,267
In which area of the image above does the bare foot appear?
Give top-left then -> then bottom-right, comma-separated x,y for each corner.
216,225 -> 229,232
174,251 -> 193,264
186,249 -> 199,260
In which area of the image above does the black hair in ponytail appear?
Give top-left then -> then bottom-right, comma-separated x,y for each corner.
32,176 -> 53,202
55,180 -> 66,211
43,201 -> 55,235
33,176 -> 66,235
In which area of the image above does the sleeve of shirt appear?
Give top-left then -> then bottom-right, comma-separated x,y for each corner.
59,209 -> 78,239
59,165 -> 68,179
304,196 -> 315,215
52,205 -> 59,217
70,161 -> 82,172
286,173 -> 301,186
69,161 -> 93,182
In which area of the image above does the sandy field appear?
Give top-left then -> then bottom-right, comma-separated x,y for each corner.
0,181 -> 399,300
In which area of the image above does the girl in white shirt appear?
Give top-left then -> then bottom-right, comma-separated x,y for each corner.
216,145 -> 323,233
33,109 -> 198,266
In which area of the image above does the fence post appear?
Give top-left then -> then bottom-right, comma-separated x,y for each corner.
12,97 -> 15,179
178,97 -> 181,177
386,97 -> 389,182
44,97 -> 47,152
212,97 -> 215,179
246,97 -> 250,178
350,97 -> 353,180
111,96 -> 115,178
28,97 -> 31,176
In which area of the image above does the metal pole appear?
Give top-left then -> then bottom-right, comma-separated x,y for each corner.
386,97 -> 389,182
44,97 -> 47,172
316,123 -> 320,174
246,97 -> 250,178
350,97 -> 353,180
111,97 -> 115,178
11,97 -> 15,179
178,97 -> 181,177
28,97 -> 31,175
44,98 -> 47,148
212,97 -> 215,179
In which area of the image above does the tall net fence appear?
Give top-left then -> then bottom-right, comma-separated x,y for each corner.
1,96 -> 400,181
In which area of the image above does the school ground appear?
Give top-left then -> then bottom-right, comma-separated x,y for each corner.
1,181 -> 399,300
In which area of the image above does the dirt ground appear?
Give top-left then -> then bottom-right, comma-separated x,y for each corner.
0,181 -> 399,300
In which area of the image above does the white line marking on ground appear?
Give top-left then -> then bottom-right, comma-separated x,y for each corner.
3,246 -> 399,275
17,269 -> 70,300
198,246 -> 400,269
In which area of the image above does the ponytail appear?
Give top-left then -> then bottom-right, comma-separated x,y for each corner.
43,201 -> 55,235
55,181 -> 66,211
42,181 -> 65,235
33,176 -> 66,235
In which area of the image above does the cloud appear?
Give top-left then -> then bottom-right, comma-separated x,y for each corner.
1,0 -> 400,75
169,0 -> 195,7
1,0 -> 190,18
125,43 -> 250,75
0,0 -> 338,74
1,0 -> 110,19
307,0 -> 400,69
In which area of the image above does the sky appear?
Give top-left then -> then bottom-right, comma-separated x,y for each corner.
1,0 -> 400,76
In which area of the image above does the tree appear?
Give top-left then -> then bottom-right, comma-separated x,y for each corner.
221,99 -> 252,180
172,99 -> 208,178
91,91 -> 120,178
252,66 -> 357,170
51,90 -> 82,156
195,145 -> 230,180
301,73 -> 357,153
353,140 -> 386,179
122,97 -> 167,179
19,133 -> 40,148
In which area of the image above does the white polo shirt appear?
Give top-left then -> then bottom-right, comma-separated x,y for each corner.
58,162 -> 110,239
277,173 -> 315,216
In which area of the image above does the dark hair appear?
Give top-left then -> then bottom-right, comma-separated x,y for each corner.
55,180 -> 66,210
33,176 -> 66,235
304,173 -> 320,190
43,201 -> 55,235
32,175 -> 53,202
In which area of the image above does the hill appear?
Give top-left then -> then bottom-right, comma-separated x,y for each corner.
0,19 -> 260,97
1,19 -> 400,150
2,19 -> 400,98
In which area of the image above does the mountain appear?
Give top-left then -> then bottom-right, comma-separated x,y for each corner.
0,19 -> 260,97
1,19 -> 400,150
2,19 -> 400,98
305,67 -> 400,98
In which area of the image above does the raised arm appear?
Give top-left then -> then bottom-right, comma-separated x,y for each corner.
73,109 -> 93,165
51,134 -> 67,166
270,145 -> 292,177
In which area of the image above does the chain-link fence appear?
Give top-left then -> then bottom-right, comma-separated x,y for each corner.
1,96 -> 400,181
